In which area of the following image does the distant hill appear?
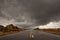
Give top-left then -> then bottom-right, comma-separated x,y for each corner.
34,28 -> 60,35
34,28 -> 40,30
0,25 -> 4,31
0,24 -> 25,36
0,24 -> 24,32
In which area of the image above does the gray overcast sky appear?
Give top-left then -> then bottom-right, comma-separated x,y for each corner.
0,0 -> 60,28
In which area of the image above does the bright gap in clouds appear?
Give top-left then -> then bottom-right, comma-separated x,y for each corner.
0,17 -> 16,27
39,21 -> 60,29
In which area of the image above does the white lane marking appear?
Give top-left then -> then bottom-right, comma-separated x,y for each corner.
30,32 -> 34,39
32,35 -> 34,38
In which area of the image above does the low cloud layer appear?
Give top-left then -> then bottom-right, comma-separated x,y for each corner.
0,0 -> 60,28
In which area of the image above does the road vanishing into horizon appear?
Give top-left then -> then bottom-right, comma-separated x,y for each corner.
0,30 -> 60,40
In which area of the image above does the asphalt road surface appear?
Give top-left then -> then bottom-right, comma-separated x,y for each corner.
0,30 -> 60,40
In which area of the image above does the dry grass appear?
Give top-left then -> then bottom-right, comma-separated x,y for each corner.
35,28 -> 60,35
0,30 -> 24,36
0,24 -> 25,36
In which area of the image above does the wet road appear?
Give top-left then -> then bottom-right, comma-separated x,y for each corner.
0,30 -> 60,40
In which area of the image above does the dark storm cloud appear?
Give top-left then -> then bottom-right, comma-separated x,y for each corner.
29,0 -> 60,25
0,0 -> 60,28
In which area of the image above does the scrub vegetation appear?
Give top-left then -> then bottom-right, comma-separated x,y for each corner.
0,24 -> 24,36
34,28 -> 60,35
